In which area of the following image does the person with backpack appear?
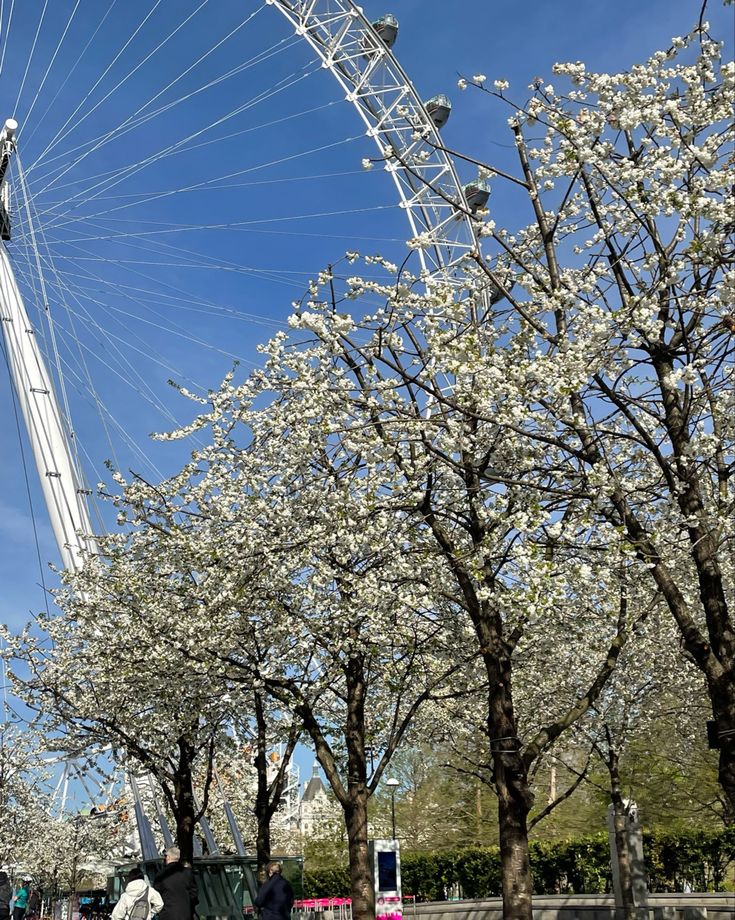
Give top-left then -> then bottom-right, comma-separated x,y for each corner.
0,872 -> 11,920
111,868 -> 163,920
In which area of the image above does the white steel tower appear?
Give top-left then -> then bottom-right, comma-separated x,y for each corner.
0,118 -> 95,572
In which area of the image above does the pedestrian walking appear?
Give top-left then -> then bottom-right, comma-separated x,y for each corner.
0,872 -> 11,920
153,846 -> 198,920
254,862 -> 294,920
11,879 -> 30,920
111,867 -> 163,920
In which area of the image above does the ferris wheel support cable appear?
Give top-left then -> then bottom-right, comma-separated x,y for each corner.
12,0 -> 51,118
19,1 -> 119,152
31,53 -> 317,205
25,0 -> 168,174
29,0 -> 213,144
29,102 -> 346,227
26,22 -> 293,182
21,0 -> 84,135
0,0 -> 16,79
31,118 -> 356,231
26,3 -> 274,190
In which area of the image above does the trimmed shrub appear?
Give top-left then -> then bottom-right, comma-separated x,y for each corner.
303,826 -> 735,899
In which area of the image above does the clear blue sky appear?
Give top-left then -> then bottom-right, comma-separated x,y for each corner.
1,0 -> 732,674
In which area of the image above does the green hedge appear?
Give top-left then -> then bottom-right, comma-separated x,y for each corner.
303,827 -> 735,899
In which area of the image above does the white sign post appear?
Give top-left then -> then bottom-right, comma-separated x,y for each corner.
369,839 -> 402,920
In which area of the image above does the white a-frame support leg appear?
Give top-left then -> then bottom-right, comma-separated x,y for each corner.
0,246 -> 94,572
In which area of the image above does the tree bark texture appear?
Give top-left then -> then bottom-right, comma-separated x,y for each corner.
344,654 -> 375,920
711,688 -> 735,825
486,652 -> 534,920
173,736 -> 197,866
606,748 -> 636,920
254,692 -> 273,873
344,791 -> 374,920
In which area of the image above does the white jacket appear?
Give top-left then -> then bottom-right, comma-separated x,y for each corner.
111,878 -> 164,920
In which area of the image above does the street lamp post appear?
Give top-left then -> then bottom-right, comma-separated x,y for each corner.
386,777 -> 399,841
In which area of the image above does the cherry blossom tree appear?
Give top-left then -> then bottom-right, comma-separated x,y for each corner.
0,723 -> 117,890
140,367 -> 477,920
0,722 -> 52,871
7,519 -> 238,865
131,255 -> 647,920
439,18 -> 734,824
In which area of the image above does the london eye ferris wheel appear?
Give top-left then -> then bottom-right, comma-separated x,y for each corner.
0,1 -> 490,603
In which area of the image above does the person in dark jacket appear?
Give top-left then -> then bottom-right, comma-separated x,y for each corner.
254,862 -> 294,920
0,872 -> 11,920
153,847 -> 198,920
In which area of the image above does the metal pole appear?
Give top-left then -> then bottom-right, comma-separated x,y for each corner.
391,790 -> 396,841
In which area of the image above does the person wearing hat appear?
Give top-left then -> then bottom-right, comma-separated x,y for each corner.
11,879 -> 30,920
0,872 -> 11,920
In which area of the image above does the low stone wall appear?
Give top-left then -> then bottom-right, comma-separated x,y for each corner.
407,893 -> 735,920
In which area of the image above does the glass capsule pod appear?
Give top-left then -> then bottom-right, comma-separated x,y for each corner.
372,14 -> 399,49
463,178 -> 491,213
425,94 -> 452,130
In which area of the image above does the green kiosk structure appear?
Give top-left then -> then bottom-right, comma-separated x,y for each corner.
108,855 -> 304,919
106,774 -> 303,919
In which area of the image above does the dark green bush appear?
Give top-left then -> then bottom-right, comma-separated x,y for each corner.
303,865 -> 350,898
303,826 -> 735,900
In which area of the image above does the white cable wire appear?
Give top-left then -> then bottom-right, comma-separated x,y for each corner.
32,54 -> 317,206
21,0 -> 83,133
20,1 -> 119,151
27,28 -> 296,182
28,0 -> 168,172
0,0 -> 16,79
12,0 -> 50,117
31,103 -> 344,228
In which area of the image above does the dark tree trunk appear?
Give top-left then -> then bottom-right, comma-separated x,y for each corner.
486,653 -> 534,920
291,652 -> 375,919
652,358 -> 735,820
605,746 -> 636,920
173,736 -> 198,866
254,692 -> 273,874
710,685 -> 735,825
344,790 -> 373,920
343,654 -> 375,920
251,691 -> 302,870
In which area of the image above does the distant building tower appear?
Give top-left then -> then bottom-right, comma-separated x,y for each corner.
299,763 -> 334,837
268,748 -> 301,835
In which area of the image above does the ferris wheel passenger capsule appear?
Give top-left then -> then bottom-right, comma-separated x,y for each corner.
425,94 -> 452,130
372,14 -> 399,49
464,178 -> 491,213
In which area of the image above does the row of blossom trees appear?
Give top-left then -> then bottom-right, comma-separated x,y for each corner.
5,15 -> 733,920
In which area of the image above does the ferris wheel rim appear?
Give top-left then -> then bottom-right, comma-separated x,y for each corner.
268,0 -> 481,277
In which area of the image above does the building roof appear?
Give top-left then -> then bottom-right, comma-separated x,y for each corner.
302,764 -> 327,803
